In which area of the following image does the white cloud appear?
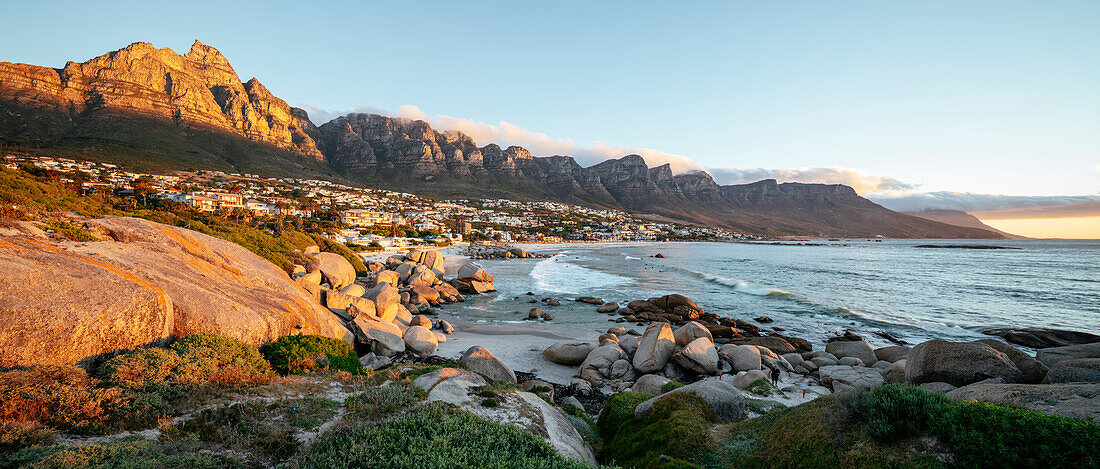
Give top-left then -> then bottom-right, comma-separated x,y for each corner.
869,192 -> 1100,219
709,167 -> 919,194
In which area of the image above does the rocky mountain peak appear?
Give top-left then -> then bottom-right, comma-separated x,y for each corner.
0,40 -> 322,159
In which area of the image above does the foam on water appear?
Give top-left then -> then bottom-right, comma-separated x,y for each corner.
678,267 -> 794,297
529,254 -> 630,294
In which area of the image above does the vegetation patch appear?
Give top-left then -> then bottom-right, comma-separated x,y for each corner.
260,334 -> 362,375
163,397 -> 338,463
298,402 -> 599,468
598,391 -> 714,468
345,383 -> 425,419
660,380 -> 684,394
101,333 -> 273,388
744,378 -> 778,397
0,437 -> 254,469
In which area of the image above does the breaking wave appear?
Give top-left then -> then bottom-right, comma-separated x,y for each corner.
529,255 -> 630,294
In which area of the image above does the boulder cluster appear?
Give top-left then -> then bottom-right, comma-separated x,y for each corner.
589,294 -> 813,353
290,248 -> 495,359
545,293 -> 1100,418
464,242 -> 550,260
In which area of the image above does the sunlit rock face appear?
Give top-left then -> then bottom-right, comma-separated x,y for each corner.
0,40 -> 322,159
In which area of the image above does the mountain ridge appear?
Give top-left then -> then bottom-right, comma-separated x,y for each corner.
0,40 -> 1001,238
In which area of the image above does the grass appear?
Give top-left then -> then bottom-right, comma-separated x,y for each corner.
344,383 -> 425,419
161,397 -> 339,463
36,220 -> 98,241
744,379 -> 779,397
260,334 -> 363,375
298,402 -> 601,468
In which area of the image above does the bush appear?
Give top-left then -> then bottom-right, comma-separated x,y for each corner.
0,420 -> 55,453
864,384 -> 948,441
298,402 -> 597,468
260,334 -> 361,375
599,392 -> 715,468
596,391 -> 653,441
100,333 -> 273,387
933,400 -> 1100,468
0,366 -> 130,435
660,380 -> 684,394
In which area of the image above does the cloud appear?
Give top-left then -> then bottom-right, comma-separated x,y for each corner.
708,167 -> 920,194
869,192 -> 1100,219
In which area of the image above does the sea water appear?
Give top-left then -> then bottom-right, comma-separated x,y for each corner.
444,239 -> 1100,348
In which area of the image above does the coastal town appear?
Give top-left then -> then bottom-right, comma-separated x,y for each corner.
6,153 -> 747,249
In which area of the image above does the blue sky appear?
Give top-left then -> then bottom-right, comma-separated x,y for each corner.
3,1 -> 1099,228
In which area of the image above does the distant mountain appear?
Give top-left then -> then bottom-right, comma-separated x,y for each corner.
904,209 -> 1027,239
0,40 -> 1002,239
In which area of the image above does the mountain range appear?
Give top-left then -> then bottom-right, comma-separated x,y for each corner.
0,40 -> 1001,238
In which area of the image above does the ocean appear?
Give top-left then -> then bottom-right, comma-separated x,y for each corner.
442,239 -> 1100,349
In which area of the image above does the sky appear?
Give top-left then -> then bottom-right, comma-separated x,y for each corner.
3,1 -> 1098,237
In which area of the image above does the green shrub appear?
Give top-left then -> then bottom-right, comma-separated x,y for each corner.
260,334 -> 361,375
298,402 -> 597,468
596,391 -> 653,441
345,384 -> 425,419
480,398 -> 500,408
933,400 -> 1100,468
864,383 -> 949,441
660,380 -> 684,394
0,437 -> 249,469
38,220 -> 98,241
599,392 -> 715,468
100,333 -> 273,387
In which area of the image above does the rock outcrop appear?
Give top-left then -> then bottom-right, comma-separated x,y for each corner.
0,40 -> 321,159
0,217 -> 348,367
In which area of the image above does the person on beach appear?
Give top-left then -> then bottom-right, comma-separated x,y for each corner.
800,376 -> 811,398
769,366 -> 780,386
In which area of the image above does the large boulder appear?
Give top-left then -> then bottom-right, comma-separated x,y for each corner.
632,374 -> 672,395
634,379 -> 745,422
975,339 -> 1048,384
725,336 -> 796,355
720,345 -> 762,372
0,217 -> 349,367
579,344 -> 626,385
457,262 -> 494,284
543,341 -> 595,366
460,345 -> 516,383
673,321 -> 713,347
1036,342 -> 1100,367
947,382 -> 1100,420
409,286 -> 440,305
873,345 -> 911,363
403,326 -> 438,355
364,282 -> 401,321
406,265 -> 437,287
373,270 -> 399,287
905,339 -> 1023,387
672,337 -> 719,375
818,365 -> 885,393
420,250 -> 444,271
350,314 -> 405,356
825,340 -> 877,366
313,252 -> 356,290
632,323 -> 676,373
1043,358 -> 1100,383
